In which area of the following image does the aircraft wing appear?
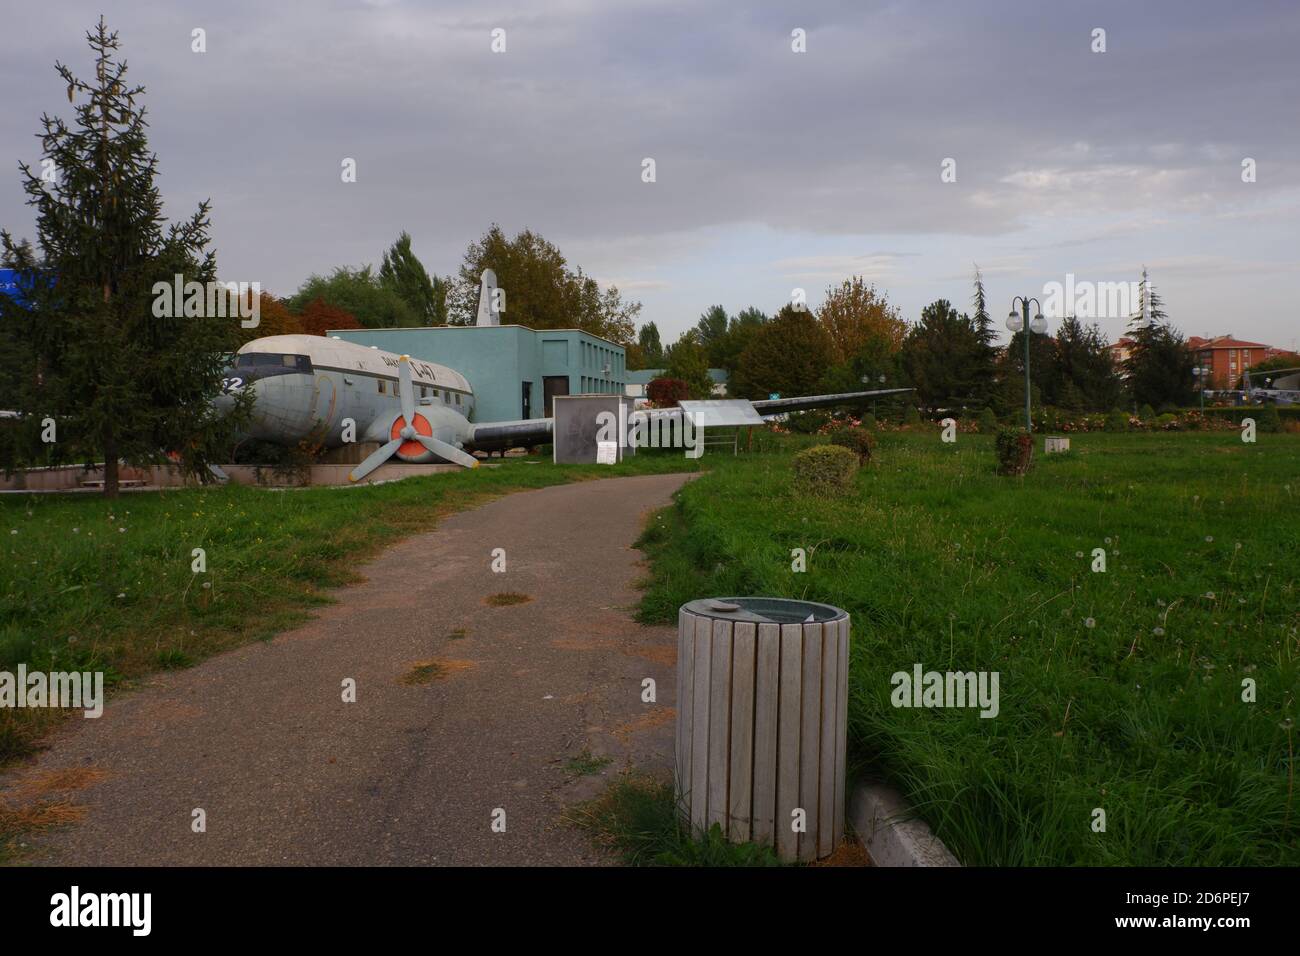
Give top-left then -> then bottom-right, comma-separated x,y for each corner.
466,388 -> 913,452
749,387 -> 914,415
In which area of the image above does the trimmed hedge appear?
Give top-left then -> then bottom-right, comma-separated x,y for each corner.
791,444 -> 859,496
829,426 -> 875,464
994,427 -> 1034,476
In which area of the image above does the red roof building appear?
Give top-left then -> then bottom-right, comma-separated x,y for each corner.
1187,335 -> 1272,388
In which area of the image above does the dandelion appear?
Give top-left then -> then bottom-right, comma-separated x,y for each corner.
1075,551 -> 1083,558
1205,591 -> 1216,600
9,530 -> 16,535
1084,617 -> 1096,629
1205,535 -> 1214,543
1153,627 -> 1165,636
72,527 -> 79,533
118,527 -> 126,533
201,582 -> 212,590
1104,537 -> 1112,545
116,592 -> 126,599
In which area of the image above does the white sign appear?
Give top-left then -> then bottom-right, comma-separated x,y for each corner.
596,441 -> 618,464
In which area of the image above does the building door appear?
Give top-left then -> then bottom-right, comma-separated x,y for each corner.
543,375 -> 568,416
522,381 -> 532,419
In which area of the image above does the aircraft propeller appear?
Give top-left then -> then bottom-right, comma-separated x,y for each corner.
348,355 -> 480,481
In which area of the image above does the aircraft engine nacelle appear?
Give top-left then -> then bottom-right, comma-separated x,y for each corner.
367,402 -> 473,465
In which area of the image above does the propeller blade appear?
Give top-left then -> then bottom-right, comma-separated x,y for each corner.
348,437 -> 403,482
398,355 -> 416,425
415,434 -> 479,469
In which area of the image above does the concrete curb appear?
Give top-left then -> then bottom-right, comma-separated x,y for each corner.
849,782 -> 962,867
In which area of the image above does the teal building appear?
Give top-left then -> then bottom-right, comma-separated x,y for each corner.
329,325 -> 626,424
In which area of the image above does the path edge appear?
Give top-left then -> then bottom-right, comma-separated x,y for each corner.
848,782 -> 962,867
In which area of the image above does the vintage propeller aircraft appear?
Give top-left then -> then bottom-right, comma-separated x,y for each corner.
217,320 -> 912,481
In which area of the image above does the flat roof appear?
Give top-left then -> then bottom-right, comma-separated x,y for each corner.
327,324 -> 626,350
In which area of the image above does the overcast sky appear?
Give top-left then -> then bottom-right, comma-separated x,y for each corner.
2,0 -> 1297,350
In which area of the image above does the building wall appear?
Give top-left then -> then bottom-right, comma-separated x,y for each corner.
329,325 -> 625,424
1197,345 -> 1264,388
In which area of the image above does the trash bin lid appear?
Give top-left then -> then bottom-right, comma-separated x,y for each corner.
682,596 -> 847,625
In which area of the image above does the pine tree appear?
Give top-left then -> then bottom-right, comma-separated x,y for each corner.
968,265 -> 999,405
0,18 -> 247,496
1123,268 -> 1194,408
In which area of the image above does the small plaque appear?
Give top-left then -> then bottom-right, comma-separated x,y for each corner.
596,441 -> 618,464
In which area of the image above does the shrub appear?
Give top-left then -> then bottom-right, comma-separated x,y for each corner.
1104,408 -> 1129,433
1139,403 -> 1155,421
1255,403 -> 1282,433
829,426 -> 875,464
861,412 -> 877,430
903,405 -> 921,426
1155,412 -> 1179,430
994,427 -> 1034,476
977,407 -> 998,433
791,444 -> 859,496
646,377 -> 690,408
784,410 -> 831,434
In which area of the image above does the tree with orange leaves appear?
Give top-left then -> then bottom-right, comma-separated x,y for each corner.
298,297 -> 362,337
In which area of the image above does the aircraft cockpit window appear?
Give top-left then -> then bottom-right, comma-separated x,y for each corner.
455,393 -> 462,406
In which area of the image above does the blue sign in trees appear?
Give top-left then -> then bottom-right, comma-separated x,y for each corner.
0,269 -> 34,307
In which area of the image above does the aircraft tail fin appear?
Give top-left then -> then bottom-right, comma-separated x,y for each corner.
475,269 -> 500,326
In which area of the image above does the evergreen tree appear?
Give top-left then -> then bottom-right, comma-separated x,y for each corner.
899,299 -> 993,409
1055,316 -> 1122,410
732,304 -> 833,400
378,231 -> 447,324
0,19 -> 247,495
709,306 -> 767,379
1123,269 -> 1194,408
695,304 -> 729,364
636,321 -> 665,368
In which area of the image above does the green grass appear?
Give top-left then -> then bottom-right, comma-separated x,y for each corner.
636,430 -> 1300,866
0,451 -> 704,763
563,749 -> 613,776
567,775 -> 784,866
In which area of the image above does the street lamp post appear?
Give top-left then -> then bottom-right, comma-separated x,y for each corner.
1192,367 -> 1207,412
863,372 -> 887,418
1008,296 -> 1047,432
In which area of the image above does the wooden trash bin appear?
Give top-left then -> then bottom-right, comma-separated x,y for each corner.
675,597 -> 850,862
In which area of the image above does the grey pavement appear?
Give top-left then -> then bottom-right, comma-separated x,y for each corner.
3,473 -> 693,866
